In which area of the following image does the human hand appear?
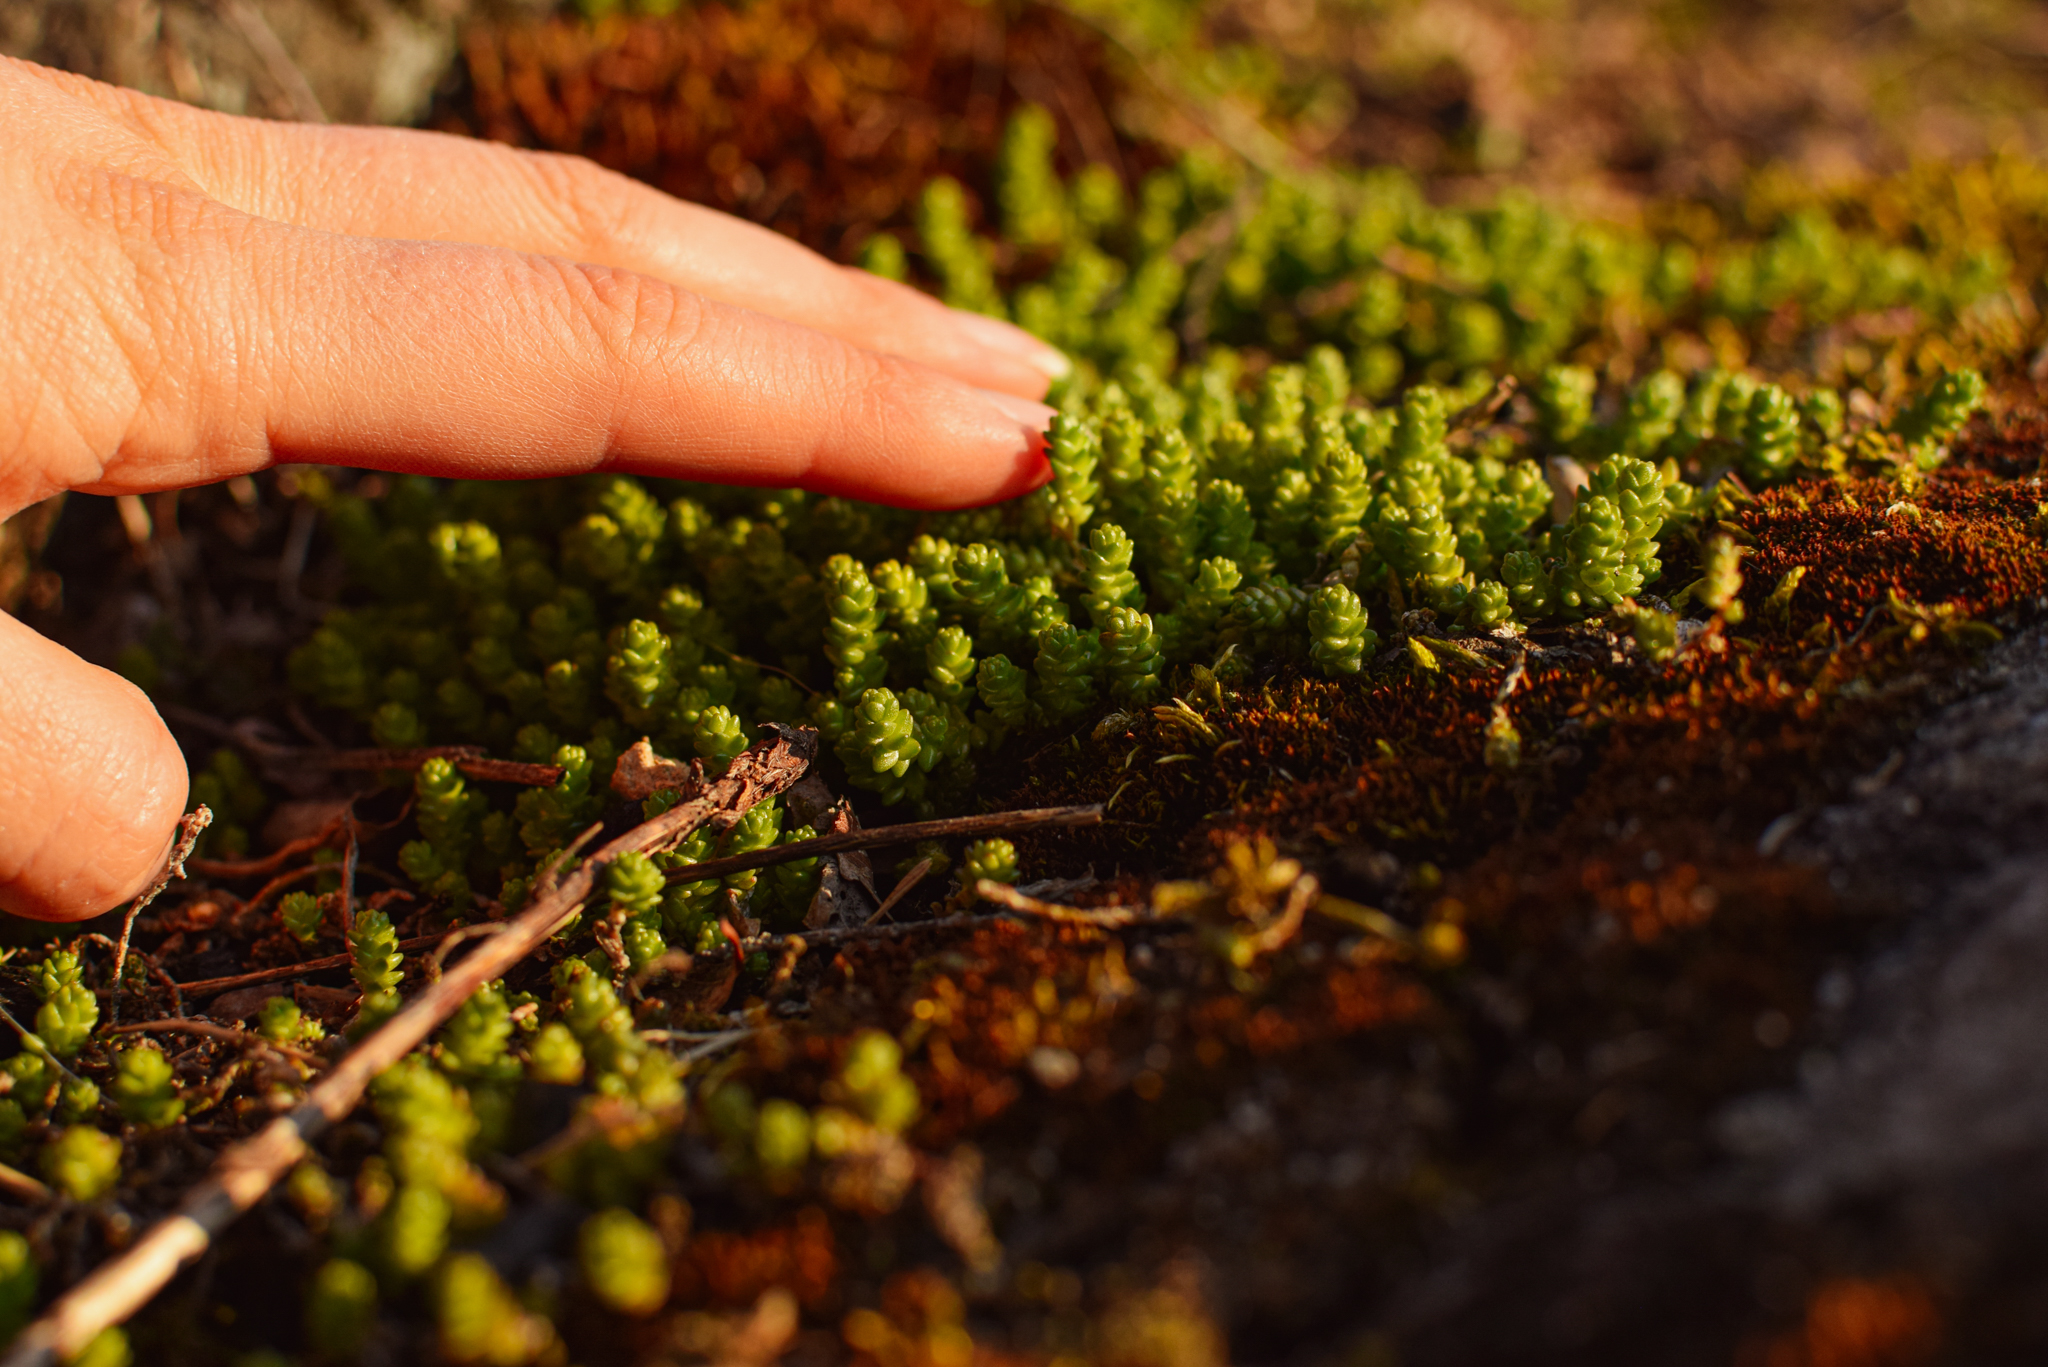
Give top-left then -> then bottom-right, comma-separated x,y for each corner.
0,56 -> 1062,922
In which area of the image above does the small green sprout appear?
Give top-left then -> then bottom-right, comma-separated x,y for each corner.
258,995 -> 325,1047
42,1124 -> 121,1201
280,891 -> 324,943
1307,584 -> 1376,676
110,1043 -> 184,1128
306,1259 -> 377,1359
578,1208 -> 671,1316
755,1100 -> 813,1176
35,982 -> 97,1061
382,1183 -> 451,1277
525,1022 -> 585,1086
350,908 -> 404,996
0,1231 -> 37,1344
437,1254 -> 558,1364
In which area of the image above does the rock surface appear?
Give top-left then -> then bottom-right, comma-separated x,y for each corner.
1382,623 -> 2048,1365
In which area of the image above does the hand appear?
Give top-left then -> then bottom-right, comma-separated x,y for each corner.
0,56 -> 1061,922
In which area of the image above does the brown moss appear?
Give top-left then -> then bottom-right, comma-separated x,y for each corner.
673,1205 -> 841,1310
433,0 -> 1145,261
1735,475 -> 2048,637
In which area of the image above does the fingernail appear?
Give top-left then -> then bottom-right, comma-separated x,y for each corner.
952,310 -> 1072,380
975,387 -> 1058,432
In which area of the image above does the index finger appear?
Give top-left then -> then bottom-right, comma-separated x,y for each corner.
56,188 -> 1052,510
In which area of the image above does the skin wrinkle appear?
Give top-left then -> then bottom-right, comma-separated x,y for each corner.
71,88 -> 1056,404
24,174 -> 154,504
90,174 -> 243,496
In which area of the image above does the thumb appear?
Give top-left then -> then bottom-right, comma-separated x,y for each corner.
0,611 -> 189,923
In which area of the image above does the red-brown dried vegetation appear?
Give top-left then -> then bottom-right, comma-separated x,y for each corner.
433,0 -> 1144,261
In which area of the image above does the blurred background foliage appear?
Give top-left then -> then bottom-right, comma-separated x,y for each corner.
5,0 -> 2047,201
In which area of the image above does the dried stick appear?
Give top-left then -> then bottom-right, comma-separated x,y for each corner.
972,881 -> 1151,926
0,1162 -> 49,1204
111,808 -> 211,1025
297,748 -> 565,787
663,804 -> 1103,886
188,826 -> 339,881
215,0 -> 327,123
738,903 -> 1191,957
186,803 -> 419,882
170,935 -> 442,1000
1448,374 -> 1519,433
336,813 -> 359,944
105,1020 -> 324,1067
865,858 -> 933,926
162,709 -> 564,792
233,864 -> 320,919
0,726 -> 815,1367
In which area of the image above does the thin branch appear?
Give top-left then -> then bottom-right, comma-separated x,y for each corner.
161,709 -> 564,790
1448,374 -> 1519,433
172,934 -> 444,999
427,923 -> 508,976
701,641 -> 819,698
188,826 -> 338,881
185,800 -> 417,881
215,0 -> 327,124
1053,5 -> 1299,180
0,726 -> 817,1367
663,804 -> 1103,886
292,747 -> 564,786
231,864 -> 319,920
735,907 -> 1187,955
0,1002 -> 84,1087
112,808 -> 211,1025
0,1162 -> 49,1205
679,1031 -> 756,1065
972,881 -> 1152,926
104,1020 -> 324,1067
80,937 -> 183,1021
336,813 -> 358,944
865,858 -> 933,926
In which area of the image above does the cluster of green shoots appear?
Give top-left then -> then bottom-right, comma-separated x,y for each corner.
0,951 -> 184,1200
880,105 -> 2009,396
280,337 -> 1981,919
0,922 -> 925,1359
701,1030 -> 923,1208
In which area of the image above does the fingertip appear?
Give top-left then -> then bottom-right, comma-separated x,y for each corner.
949,309 -> 1072,384
0,618 -> 191,923
974,387 -> 1059,433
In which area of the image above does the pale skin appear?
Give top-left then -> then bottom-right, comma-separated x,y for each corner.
0,57 -> 1061,924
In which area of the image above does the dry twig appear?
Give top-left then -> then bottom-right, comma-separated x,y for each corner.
170,935 -> 441,1000
663,804 -> 1102,885
105,1019 -> 324,1067
111,807 -> 211,1025
972,880 -> 1151,926
865,858 -> 933,926
0,726 -> 816,1367
0,1162 -> 50,1205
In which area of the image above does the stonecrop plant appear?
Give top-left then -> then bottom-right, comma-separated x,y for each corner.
28,86 -> 2025,1367
281,106 -> 1993,915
